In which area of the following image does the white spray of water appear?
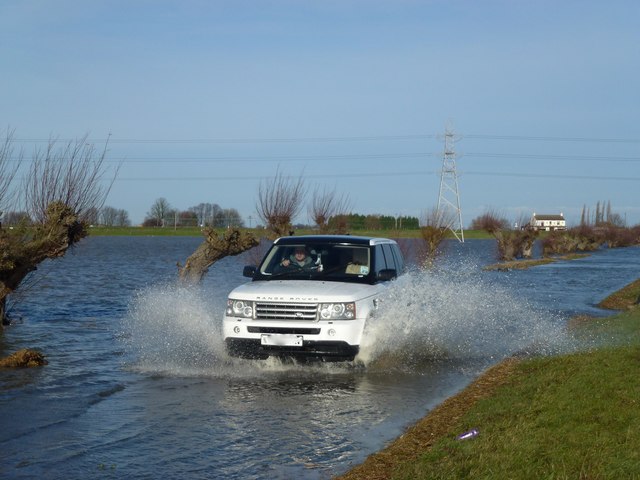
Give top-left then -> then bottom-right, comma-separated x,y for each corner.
122,283 -> 346,377
122,267 -> 575,376
357,266 -> 572,368
122,283 -> 227,376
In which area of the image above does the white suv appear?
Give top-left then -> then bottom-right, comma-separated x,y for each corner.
223,235 -> 404,361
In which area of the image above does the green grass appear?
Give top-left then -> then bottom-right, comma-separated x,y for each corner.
484,254 -> 591,271
88,226 -> 494,239
484,258 -> 558,270
88,225 -> 206,236
599,278 -> 640,310
391,308 -> 640,480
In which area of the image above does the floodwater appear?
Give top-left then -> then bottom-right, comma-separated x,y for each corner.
1,236 -> 638,479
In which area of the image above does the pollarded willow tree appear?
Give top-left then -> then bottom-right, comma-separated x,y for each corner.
308,185 -> 352,233
0,130 -> 117,325
475,210 -> 538,261
177,227 -> 259,285
256,167 -> 306,238
419,207 -> 455,268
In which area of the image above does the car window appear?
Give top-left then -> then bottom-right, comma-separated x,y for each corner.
391,244 -> 404,272
258,243 -> 373,282
381,244 -> 396,270
343,247 -> 370,275
373,245 -> 385,274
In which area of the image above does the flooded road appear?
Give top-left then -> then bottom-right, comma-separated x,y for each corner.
1,237 -> 638,479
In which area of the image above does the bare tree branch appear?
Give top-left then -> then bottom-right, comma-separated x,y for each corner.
419,207 -> 454,268
23,134 -> 117,224
309,185 -> 352,232
475,210 -> 539,261
470,208 -> 510,233
0,127 -> 22,215
256,167 -> 306,237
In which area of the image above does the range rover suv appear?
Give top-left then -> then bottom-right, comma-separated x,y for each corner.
223,235 -> 404,361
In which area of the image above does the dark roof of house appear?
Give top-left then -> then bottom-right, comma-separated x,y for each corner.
532,214 -> 565,221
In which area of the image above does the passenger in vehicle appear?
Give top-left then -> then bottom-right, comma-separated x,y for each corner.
279,246 -> 315,271
345,248 -> 369,275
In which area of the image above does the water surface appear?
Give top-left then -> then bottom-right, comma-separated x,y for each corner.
1,237 -> 638,479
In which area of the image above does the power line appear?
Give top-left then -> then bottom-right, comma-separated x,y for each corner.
110,170 -> 640,182
466,153 -> 640,162
12,134 -> 437,144
463,171 -> 640,181
11,133 -> 640,144
113,171 -> 441,181
7,151 -> 640,163
102,152 -> 437,163
465,134 -> 640,143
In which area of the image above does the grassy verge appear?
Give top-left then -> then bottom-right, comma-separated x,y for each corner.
88,226 -> 206,236
484,253 -> 590,271
599,278 -> 640,310
483,258 -> 557,271
336,307 -> 640,480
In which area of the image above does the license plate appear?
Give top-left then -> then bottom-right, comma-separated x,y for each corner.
261,334 -> 303,347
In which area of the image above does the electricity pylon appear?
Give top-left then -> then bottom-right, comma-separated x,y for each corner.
436,127 -> 464,243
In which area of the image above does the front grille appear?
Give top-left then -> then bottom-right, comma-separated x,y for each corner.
255,302 -> 318,321
247,327 -> 321,335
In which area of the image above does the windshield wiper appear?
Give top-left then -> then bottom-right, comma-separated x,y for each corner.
267,265 -> 320,279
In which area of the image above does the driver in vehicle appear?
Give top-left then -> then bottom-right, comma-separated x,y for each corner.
279,247 -> 315,271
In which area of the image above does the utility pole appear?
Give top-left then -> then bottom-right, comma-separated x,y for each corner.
436,126 -> 464,243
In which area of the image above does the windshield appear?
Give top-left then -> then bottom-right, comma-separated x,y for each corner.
258,243 -> 371,282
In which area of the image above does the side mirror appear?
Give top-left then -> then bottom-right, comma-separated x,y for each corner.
243,266 -> 257,278
377,269 -> 397,281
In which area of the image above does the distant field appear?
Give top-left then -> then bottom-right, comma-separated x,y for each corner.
88,226 -> 492,239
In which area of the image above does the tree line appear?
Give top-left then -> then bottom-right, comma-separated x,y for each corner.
142,198 -> 244,228
1,206 -> 130,228
1,198 -> 421,231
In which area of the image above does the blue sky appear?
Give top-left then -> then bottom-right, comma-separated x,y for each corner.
2,0 -> 639,227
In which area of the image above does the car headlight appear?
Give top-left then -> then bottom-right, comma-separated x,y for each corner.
226,299 -> 253,318
319,302 -> 355,320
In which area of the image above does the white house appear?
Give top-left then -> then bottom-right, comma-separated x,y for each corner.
530,212 -> 566,231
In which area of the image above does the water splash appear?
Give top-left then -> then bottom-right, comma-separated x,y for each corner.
121,283 -> 354,377
357,265 -> 572,369
122,267 -> 575,376
121,283 -> 226,375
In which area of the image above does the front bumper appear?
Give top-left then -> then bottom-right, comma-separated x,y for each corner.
225,337 -> 359,361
